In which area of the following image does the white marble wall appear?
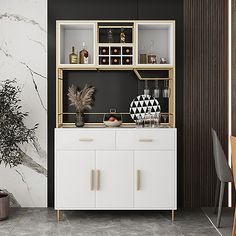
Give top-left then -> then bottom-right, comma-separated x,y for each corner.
0,0 -> 47,207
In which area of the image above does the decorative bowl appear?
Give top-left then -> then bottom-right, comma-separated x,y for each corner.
103,109 -> 123,127
103,120 -> 122,127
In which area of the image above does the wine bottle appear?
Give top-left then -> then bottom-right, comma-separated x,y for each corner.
69,46 -> 78,64
120,27 -> 125,43
79,42 -> 89,64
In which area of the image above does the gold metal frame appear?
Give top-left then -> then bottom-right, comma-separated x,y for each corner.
56,20 -> 176,128
172,210 -> 175,222
56,210 -> 60,222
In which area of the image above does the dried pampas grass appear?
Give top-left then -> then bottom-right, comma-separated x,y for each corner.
68,84 -> 95,113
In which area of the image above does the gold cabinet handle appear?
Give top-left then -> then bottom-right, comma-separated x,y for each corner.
96,170 -> 100,191
79,138 -> 93,142
137,170 -> 141,190
139,138 -> 153,142
90,170 -> 94,191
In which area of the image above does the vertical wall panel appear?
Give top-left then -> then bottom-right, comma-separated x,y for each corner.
231,0 -> 236,207
183,0 -> 228,207
232,1 -> 236,135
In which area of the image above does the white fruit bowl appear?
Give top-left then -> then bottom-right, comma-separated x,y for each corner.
103,120 -> 122,127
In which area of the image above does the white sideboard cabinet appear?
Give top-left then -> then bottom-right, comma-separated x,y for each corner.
55,128 -> 177,220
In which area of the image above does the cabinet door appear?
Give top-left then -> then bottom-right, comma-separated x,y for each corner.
96,151 -> 133,208
55,151 -> 95,209
134,151 -> 176,209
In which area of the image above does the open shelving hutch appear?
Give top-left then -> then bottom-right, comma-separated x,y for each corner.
56,20 -> 175,128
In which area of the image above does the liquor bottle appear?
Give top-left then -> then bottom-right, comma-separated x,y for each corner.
120,27 -> 125,43
107,29 -> 114,43
79,42 -> 89,64
69,46 -> 78,64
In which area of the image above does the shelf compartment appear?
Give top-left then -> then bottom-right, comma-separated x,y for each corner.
122,56 -> 133,65
122,47 -> 133,55
98,24 -> 133,44
58,22 -> 96,65
136,22 -> 175,66
110,56 -> 121,65
111,47 -> 121,55
99,47 -> 109,55
99,56 -> 109,65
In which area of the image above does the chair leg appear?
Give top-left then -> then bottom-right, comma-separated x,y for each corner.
232,207 -> 236,236
214,179 -> 220,214
216,182 -> 225,228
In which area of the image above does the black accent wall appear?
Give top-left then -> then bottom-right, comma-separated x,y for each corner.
48,0 -> 184,207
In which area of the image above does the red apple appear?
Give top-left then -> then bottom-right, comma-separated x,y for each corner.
108,116 -> 115,122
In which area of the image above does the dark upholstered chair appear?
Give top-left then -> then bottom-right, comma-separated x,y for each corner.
212,128 -> 233,228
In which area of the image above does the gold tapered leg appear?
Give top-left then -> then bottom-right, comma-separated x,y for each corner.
172,210 -> 175,222
56,210 -> 60,222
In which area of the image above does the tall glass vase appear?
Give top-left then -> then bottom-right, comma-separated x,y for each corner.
75,112 -> 84,127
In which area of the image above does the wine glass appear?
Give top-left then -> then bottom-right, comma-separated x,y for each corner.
144,80 -> 150,95
161,114 -> 169,127
136,114 -> 143,128
162,80 -> 171,98
153,80 -> 160,99
153,112 -> 160,128
144,108 -> 152,128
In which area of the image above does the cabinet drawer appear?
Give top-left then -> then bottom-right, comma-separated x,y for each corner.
116,129 -> 176,150
55,129 -> 115,150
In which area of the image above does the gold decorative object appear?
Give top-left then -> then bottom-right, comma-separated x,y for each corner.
69,46 -> 78,64
147,54 -> 157,64
140,54 -> 147,64
160,57 -> 167,64
120,27 -> 125,43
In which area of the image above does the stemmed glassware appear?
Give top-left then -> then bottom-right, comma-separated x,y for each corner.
162,80 -> 171,98
144,80 -> 170,98
161,114 -> 169,127
136,114 -> 143,128
139,80 -> 171,128
144,80 -> 150,96
144,108 -> 152,127
153,112 -> 160,127
153,80 -> 160,99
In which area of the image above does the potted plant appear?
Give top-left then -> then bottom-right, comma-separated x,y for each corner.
0,79 -> 47,218
0,190 -> 9,220
68,84 -> 95,127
